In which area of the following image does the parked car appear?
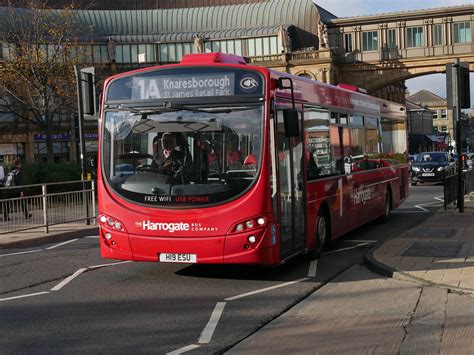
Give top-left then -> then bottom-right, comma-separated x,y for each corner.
410,151 -> 454,186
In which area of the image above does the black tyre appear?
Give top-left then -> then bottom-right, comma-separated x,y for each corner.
378,190 -> 391,224
411,181 -> 417,186
308,211 -> 329,260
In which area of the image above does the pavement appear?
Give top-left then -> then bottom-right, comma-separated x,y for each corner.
0,222 -> 98,249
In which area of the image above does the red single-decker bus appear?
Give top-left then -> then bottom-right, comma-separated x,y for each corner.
97,52 -> 408,265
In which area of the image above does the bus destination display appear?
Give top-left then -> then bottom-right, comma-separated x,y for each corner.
132,73 -> 235,99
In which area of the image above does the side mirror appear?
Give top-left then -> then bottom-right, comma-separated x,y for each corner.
283,108 -> 300,137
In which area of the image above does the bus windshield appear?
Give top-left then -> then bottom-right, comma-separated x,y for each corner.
102,105 -> 263,207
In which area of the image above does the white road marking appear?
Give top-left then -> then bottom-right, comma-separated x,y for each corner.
0,249 -> 42,258
225,278 -> 309,301
0,291 -> 50,302
392,209 -> 429,214
308,260 -> 317,277
414,204 -> 430,212
88,260 -> 133,269
46,239 -> 79,250
85,236 -> 99,239
166,344 -> 201,355
51,268 -> 88,291
198,302 -> 226,344
322,242 -> 371,256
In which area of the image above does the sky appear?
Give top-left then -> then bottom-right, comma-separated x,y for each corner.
315,0 -> 474,106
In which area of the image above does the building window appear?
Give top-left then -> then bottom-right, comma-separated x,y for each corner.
387,29 -> 397,48
433,126 -> 439,132
344,33 -> 353,52
441,110 -> 447,119
453,22 -> 471,44
433,110 -> 438,119
407,27 -> 424,48
362,31 -> 378,51
433,24 -> 443,46
441,126 -> 447,132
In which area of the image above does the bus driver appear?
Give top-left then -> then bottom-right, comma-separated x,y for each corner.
153,132 -> 185,178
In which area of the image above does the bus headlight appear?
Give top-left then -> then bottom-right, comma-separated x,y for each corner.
231,216 -> 267,234
99,214 -> 127,232
248,235 -> 256,243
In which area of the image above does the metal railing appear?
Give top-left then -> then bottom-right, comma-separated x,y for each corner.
0,180 -> 96,234
444,168 -> 474,209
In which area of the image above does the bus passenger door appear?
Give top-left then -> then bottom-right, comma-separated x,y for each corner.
275,108 -> 306,259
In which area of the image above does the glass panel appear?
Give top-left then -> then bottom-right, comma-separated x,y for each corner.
262,37 -> 269,55
255,37 -> 263,56
183,43 -> 192,55
304,106 -> 333,178
168,44 -> 176,61
100,45 -> 109,63
373,31 -> 378,50
122,44 -> 131,63
103,105 -> 264,206
248,38 -> 255,56
235,40 -> 242,56
270,37 -> 278,54
407,28 -> 413,48
159,44 -> 168,62
115,45 -> 124,63
388,29 -> 396,48
176,44 -> 183,61
131,45 -> 138,63
146,44 -> 155,62
92,45 -> 101,63
434,24 -> 442,46
205,41 -> 212,53
345,33 -> 353,52
227,40 -> 235,54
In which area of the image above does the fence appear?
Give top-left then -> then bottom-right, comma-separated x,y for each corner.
0,180 -> 96,234
444,169 -> 474,209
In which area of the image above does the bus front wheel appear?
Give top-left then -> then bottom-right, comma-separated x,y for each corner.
308,211 -> 329,260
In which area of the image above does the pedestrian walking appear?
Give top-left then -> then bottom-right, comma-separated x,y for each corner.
3,159 -> 31,220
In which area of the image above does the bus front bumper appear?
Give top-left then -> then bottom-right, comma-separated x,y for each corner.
100,225 -> 279,265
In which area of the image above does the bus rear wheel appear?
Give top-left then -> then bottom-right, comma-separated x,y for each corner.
379,190 -> 391,224
308,211 -> 329,260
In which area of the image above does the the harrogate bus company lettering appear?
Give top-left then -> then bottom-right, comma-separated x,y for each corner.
136,221 -> 219,233
351,186 -> 376,205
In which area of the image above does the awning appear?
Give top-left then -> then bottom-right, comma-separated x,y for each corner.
426,134 -> 445,143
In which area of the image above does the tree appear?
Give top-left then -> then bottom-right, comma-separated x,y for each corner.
0,1 -> 90,162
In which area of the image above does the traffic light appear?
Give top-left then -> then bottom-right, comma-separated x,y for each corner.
81,72 -> 95,115
446,62 -> 471,109
459,63 -> 470,109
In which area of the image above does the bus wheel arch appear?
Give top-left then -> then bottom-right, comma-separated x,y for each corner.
308,202 -> 331,260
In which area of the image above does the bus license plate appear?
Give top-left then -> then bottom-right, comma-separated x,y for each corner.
159,253 -> 197,263
422,173 -> 435,177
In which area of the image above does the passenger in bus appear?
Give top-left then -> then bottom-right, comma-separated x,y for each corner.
225,137 -> 243,168
243,139 -> 260,167
153,132 -> 185,179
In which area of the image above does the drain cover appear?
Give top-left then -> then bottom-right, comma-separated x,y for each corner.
401,242 -> 466,257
